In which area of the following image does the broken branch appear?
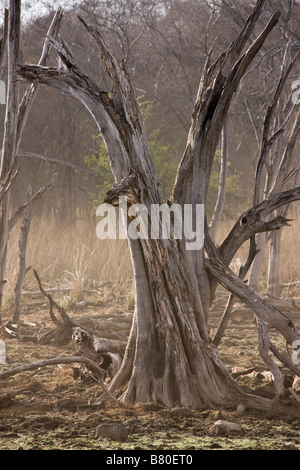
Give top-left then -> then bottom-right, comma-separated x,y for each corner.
33,269 -> 71,327
0,356 -> 117,402
219,185 -> 300,265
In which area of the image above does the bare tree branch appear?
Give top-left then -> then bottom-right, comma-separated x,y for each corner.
205,228 -> 300,353
172,4 -> 280,206
33,268 -> 71,327
0,355 -> 117,402
16,7 -> 63,149
0,164 -> 19,203
17,152 -> 100,177
8,172 -> 57,232
254,47 -> 300,204
218,185 -> 300,265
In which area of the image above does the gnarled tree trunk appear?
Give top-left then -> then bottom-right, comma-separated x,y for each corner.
17,0 -> 300,410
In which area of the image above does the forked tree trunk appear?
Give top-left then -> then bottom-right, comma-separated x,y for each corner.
17,0 -> 300,409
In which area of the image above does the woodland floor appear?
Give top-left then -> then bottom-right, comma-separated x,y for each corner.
1,286 -> 300,451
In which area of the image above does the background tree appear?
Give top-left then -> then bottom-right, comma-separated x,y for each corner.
0,1 -> 61,321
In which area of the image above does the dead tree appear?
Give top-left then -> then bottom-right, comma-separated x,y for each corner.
0,1 -> 63,323
245,24 -> 300,295
213,43 -> 300,344
17,0 -> 300,411
0,0 -> 20,323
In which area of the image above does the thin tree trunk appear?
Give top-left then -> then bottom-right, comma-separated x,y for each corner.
209,118 -> 228,240
213,237 -> 258,346
267,228 -> 281,297
248,232 -> 267,291
0,0 -> 20,323
0,195 -> 10,323
12,187 -> 32,324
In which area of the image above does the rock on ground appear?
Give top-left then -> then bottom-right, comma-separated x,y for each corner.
95,422 -> 128,442
208,420 -> 244,437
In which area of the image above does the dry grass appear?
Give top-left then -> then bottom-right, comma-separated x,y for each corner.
3,207 -> 299,309
4,215 -> 133,310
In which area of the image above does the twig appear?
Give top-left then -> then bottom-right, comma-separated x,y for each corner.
0,355 -> 117,402
231,366 -> 256,379
12,186 -> 32,324
0,164 -> 19,203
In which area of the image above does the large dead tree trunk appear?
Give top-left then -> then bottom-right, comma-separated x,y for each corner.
17,0 -> 300,409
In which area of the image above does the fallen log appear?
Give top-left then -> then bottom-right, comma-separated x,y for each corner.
0,355 -> 117,402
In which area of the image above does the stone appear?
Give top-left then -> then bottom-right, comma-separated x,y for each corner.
95,422 -> 128,442
208,420 -> 244,437
0,393 -> 12,408
236,403 -> 246,414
